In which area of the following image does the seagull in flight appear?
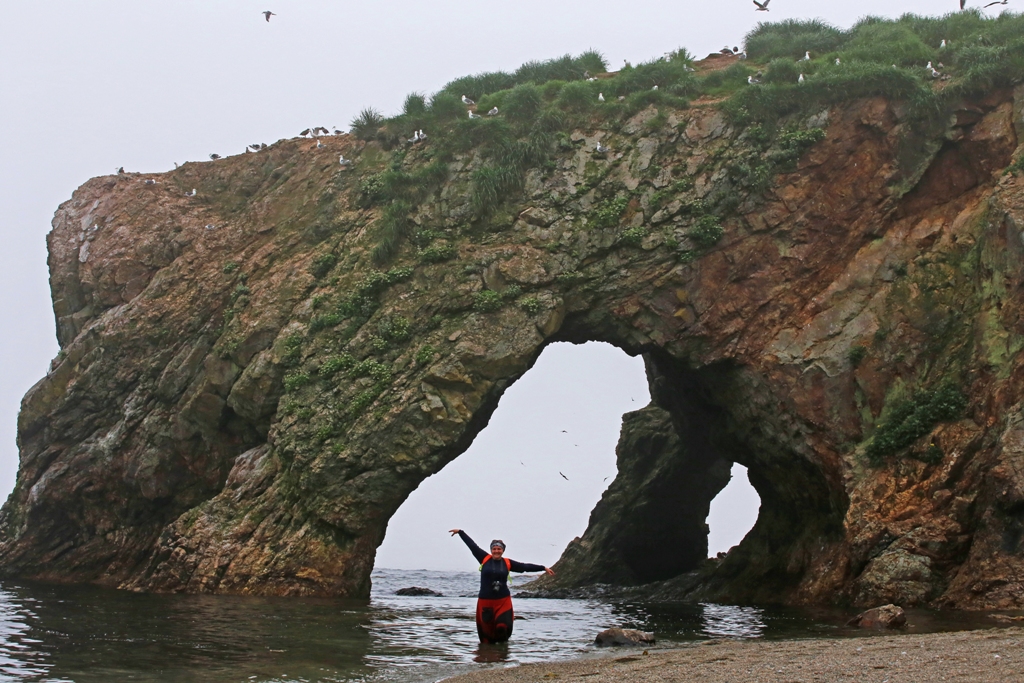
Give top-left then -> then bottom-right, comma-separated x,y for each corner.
984,0 -> 1008,7
262,11 -> 275,22
753,0 -> 770,10
461,95 -> 475,105
559,472 -> 569,480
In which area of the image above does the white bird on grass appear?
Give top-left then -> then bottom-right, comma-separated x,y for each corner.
461,95 -> 475,105
487,106 -> 499,116
748,75 -> 761,85
598,92 -> 605,102
798,73 -> 805,83
803,51 -> 811,61
468,110 -> 480,119
835,57 -> 841,65
417,129 -> 427,141
940,39 -> 948,48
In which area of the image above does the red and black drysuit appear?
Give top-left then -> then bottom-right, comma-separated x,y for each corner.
457,530 -> 547,643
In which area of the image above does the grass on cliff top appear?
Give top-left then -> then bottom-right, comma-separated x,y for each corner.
346,11 -> 1024,262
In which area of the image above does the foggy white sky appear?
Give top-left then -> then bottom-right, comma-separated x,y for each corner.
0,1 -> 1000,569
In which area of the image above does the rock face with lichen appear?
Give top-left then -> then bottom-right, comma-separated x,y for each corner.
2,83 -> 1024,610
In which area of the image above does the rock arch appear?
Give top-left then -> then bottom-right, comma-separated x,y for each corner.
3,91 -> 1024,609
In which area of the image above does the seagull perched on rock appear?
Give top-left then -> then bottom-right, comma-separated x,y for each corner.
204,224 -> 216,230
753,0 -> 770,10
117,167 -> 124,174
487,106 -> 499,116
185,188 -> 196,197
468,110 -> 480,119
316,139 -> 325,148
339,155 -> 352,166
333,127 -> 344,135
299,128 -> 311,137
417,129 -> 427,141
144,179 -> 156,185
598,92 -> 605,102
461,95 -> 475,105
209,154 -> 221,160
262,11 -> 275,22
408,131 -> 420,143
595,142 -> 610,153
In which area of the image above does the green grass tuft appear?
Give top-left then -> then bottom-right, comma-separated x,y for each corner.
350,108 -> 385,141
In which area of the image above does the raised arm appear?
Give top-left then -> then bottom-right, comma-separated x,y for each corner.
509,559 -> 556,575
450,528 -> 488,563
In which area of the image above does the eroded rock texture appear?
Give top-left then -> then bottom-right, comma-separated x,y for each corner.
3,86 -> 1024,608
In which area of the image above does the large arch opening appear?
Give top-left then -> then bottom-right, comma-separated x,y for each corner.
374,341 -> 651,572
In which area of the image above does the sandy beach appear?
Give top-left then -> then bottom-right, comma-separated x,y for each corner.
445,627 -> 1024,683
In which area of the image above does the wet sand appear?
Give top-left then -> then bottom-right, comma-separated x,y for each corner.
445,627 -> 1024,683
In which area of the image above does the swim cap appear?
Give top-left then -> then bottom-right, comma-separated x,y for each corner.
489,539 -> 506,551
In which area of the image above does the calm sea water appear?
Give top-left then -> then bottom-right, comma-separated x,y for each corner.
0,569 -> 1007,682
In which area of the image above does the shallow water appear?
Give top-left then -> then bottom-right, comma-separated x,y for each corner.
0,569 -> 1009,682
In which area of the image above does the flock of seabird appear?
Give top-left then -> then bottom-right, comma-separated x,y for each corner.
118,1 -> 1012,180
748,38 -> 959,87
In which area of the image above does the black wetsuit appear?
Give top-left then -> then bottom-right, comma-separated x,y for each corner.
458,531 -> 546,642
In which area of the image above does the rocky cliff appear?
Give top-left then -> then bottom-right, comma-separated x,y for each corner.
3,62 -> 1024,608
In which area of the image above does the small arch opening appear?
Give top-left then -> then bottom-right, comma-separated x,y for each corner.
707,463 -> 761,557
374,342 -> 650,572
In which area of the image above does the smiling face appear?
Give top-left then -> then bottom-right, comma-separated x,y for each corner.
490,545 -> 505,558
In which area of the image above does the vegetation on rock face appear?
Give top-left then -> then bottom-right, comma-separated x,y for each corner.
865,384 -> 968,465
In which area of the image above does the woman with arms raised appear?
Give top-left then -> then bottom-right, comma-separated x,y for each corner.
449,529 -> 555,643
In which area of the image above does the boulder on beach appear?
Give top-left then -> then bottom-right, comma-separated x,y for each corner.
395,587 -> 442,596
847,604 -> 907,629
595,628 -> 656,647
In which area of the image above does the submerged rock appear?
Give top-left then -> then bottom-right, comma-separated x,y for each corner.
595,628 -> 656,647
847,604 -> 907,630
395,587 -> 442,596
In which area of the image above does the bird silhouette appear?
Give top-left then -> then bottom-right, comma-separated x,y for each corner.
262,11 -> 275,22
209,154 -> 221,160
561,430 -> 567,433
559,472 -> 569,480
753,0 -> 770,10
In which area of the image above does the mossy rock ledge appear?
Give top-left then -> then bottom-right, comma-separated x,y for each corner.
4,85 -> 1024,610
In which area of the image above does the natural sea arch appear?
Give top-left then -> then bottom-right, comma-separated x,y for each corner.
375,342 -> 763,583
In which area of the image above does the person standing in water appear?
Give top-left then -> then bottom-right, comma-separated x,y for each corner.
449,529 -> 555,643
